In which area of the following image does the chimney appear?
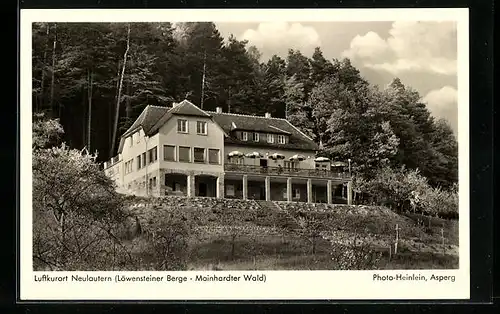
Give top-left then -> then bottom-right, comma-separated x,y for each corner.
216,107 -> 222,113
265,112 -> 271,118
172,102 -> 179,108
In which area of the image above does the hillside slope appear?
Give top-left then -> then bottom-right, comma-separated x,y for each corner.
121,196 -> 459,270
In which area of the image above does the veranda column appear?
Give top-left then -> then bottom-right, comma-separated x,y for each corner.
265,176 -> 271,201
327,180 -> 332,204
307,179 -> 313,204
347,180 -> 353,205
286,177 -> 292,202
187,174 -> 195,198
217,174 -> 225,198
242,175 -> 248,200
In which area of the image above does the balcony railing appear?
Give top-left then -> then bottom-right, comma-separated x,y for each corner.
224,164 -> 351,179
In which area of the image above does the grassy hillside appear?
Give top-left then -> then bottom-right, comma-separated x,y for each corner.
120,196 -> 459,270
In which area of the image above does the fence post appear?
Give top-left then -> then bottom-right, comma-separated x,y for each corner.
394,224 -> 400,255
441,227 -> 445,255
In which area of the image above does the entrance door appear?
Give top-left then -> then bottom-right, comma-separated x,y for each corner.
199,182 -> 207,197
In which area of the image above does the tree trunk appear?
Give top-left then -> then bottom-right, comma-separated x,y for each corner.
110,23 -> 131,157
125,79 -> 131,119
38,23 -> 50,112
81,85 -> 86,147
200,50 -> 206,109
49,23 -> 57,116
87,69 -> 93,151
111,59 -> 121,151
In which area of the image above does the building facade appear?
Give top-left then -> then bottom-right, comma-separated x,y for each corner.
104,100 -> 353,204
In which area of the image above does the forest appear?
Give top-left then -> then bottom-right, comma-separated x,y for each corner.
31,22 -> 458,189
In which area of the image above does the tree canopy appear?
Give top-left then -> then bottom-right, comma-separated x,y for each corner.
32,22 -> 458,189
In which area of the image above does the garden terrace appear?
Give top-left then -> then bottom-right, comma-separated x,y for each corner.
224,164 -> 351,180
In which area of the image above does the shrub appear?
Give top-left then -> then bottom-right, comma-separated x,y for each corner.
32,144 -> 133,270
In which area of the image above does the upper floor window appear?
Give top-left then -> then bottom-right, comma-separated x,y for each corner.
135,131 -> 140,143
125,159 -> 133,174
267,134 -> 275,143
278,135 -> 286,144
253,132 -> 259,142
177,119 -> 188,133
164,145 -> 175,161
136,155 -> 141,170
141,152 -> 146,168
194,147 -> 206,163
197,121 -> 207,135
179,146 -> 191,162
242,131 -> 248,141
208,149 -> 220,164
148,146 -> 158,164
129,136 -> 133,147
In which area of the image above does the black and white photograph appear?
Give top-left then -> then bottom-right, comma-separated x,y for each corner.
21,8 -> 469,300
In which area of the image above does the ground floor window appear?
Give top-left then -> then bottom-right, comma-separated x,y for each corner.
226,184 -> 235,196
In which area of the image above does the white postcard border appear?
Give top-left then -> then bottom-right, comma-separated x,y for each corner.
20,8 -> 470,300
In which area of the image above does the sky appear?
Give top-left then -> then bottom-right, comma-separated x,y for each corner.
214,21 -> 458,134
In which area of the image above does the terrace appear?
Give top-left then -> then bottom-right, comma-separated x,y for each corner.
224,164 -> 351,180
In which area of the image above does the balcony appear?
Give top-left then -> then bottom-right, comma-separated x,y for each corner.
224,164 -> 351,180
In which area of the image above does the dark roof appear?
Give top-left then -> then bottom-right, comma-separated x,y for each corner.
123,105 -> 169,137
117,101 -> 319,153
208,112 -> 319,151
169,100 -> 212,117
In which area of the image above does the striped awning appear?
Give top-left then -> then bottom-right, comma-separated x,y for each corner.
245,151 -> 263,158
314,157 -> 330,162
289,154 -> 306,161
269,153 -> 285,160
228,151 -> 244,157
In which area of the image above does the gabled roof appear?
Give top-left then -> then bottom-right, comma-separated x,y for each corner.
117,100 -> 319,154
208,112 -> 319,151
122,105 -> 169,137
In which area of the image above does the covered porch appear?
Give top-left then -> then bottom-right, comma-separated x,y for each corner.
224,173 -> 353,205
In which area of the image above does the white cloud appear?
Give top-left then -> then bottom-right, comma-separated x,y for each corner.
241,22 -> 321,60
423,86 -> 458,133
342,21 -> 457,75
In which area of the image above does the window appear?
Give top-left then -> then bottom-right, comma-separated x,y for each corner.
284,161 -> 297,170
197,121 -> 207,135
226,185 -> 235,196
125,160 -> 133,174
149,177 -> 156,189
141,152 -> 146,168
177,119 -> 188,133
267,134 -> 274,143
242,131 -> 248,141
164,145 -> 175,161
179,146 -> 191,162
208,149 -> 220,164
194,147 -> 205,163
253,132 -> 259,142
136,156 -> 141,170
148,146 -> 158,164
278,135 -> 286,144
129,136 -> 133,147
136,131 -> 140,143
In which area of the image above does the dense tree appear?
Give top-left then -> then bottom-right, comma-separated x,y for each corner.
31,22 -> 458,190
309,47 -> 337,84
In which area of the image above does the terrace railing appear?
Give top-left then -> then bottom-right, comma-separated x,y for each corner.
224,164 -> 351,179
